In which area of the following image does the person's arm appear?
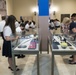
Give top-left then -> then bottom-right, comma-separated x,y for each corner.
4,26 -> 19,41
5,36 -> 19,41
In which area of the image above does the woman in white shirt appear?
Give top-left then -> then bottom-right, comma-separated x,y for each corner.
25,21 -> 29,31
29,20 -> 36,29
15,20 -> 20,28
2,15 -> 19,71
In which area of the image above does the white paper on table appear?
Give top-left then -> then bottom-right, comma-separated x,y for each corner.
53,36 -> 61,43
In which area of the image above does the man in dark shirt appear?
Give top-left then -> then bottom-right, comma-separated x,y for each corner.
69,13 -> 76,33
69,22 -> 76,32
69,13 -> 76,64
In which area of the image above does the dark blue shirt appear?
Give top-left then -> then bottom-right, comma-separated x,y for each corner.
69,21 -> 76,31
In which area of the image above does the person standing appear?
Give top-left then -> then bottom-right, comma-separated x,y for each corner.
2,15 -> 19,71
0,16 -> 6,39
69,13 -> 76,33
69,13 -> 76,64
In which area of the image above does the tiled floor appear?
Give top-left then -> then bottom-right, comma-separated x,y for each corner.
0,37 -> 76,75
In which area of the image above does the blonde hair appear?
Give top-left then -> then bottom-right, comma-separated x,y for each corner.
62,17 -> 70,24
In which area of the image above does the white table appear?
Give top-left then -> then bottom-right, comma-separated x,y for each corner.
12,36 -> 40,75
49,34 -> 76,75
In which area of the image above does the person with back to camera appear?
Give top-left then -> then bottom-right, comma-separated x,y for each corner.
2,15 -> 20,71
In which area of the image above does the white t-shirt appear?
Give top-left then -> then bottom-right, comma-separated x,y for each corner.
15,21 -> 20,28
25,23 -> 29,29
48,19 -> 50,23
0,20 -> 6,32
16,27 -> 21,33
3,26 -> 12,39
30,22 -> 35,28
55,21 -> 61,26
50,22 -> 55,27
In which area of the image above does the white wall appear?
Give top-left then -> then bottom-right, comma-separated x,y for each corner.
6,0 -> 13,15
6,0 -> 76,21
50,0 -> 76,21
13,0 -> 37,20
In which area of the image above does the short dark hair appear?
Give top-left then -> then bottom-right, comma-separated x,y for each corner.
71,13 -> 76,17
20,23 -> 25,27
54,19 -> 59,21
50,19 -> 54,23
32,20 -> 35,25
1,16 -> 6,20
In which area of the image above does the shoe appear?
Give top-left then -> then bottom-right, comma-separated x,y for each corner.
8,65 -> 18,69
21,54 -> 25,58
17,56 -> 21,58
8,67 -> 20,71
8,67 -> 13,71
70,55 -> 73,58
17,55 -> 25,58
69,61 -> 76,64
17,55 -> 22,58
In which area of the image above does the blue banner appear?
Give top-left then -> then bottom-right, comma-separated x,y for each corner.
38,0 -> 49,16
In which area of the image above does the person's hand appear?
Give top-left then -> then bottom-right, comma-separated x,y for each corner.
15,36 -> 19,40
72,28 -> 76,33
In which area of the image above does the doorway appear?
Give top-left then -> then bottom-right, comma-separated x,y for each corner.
61,14 -> 70,22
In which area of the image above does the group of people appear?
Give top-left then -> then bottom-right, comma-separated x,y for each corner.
19,17 -> 36,31
49,13 -> 76,64
0,13 -> 76,72
67,13 -> 76,64
0,15 -> 36,71
48,18 -> 61,34
61,13 -> 76,41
